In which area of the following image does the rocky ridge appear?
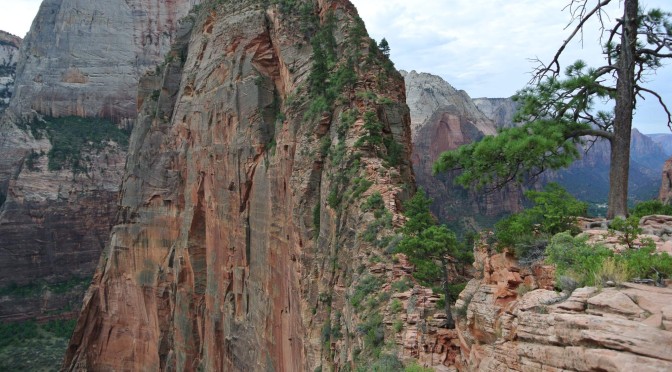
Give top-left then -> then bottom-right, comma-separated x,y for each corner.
0,31 -> 21,114
403,71 -> 524,228
0,0 -> 198,322
454,224 -> 672,371
64,1 -> 419,370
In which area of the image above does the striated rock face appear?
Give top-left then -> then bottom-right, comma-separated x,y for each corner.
454,237 -> 672,371
64,1 -> 415,370
472,97 -> 518,129
403,71 -> 524,228
8,0 -> 199,124
0,31 -> 21,115
0,0 -> 198,321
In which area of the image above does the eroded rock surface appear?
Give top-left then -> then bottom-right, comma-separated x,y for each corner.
454,235 -> 672,371
64,1 -> 415,370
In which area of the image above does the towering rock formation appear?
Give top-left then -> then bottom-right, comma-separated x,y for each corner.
64,1 -> 415,370
660,157 -> 672,204
0,31 -> 21,115
404,71 -> 524,229
0,0 -> 198,321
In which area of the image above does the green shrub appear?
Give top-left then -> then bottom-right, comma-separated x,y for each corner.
362,192 -> 385,212
404,363 -> 434,372
495,183 -> 586,250
391,277 -> 413,292
609,216 -> 642,249
350,275 -> 383,309
621,245 -> 672,281
545,232 -> 613,287
630,200 -> 672,219
357,313 -> 384,351
390,298 -> 403,313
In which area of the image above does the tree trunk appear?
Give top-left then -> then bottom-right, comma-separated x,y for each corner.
608,0 -> 638,219
442,263 -> 455,329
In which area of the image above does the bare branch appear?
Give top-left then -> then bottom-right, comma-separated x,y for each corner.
533,0 -> 613,83
636,85 -> 672,130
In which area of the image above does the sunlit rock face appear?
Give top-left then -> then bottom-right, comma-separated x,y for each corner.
0,31 -> 21,115
454,226 -> 672,372
0,0 -> 198,322
403,70 -> 524,229
64,1 -> 416,370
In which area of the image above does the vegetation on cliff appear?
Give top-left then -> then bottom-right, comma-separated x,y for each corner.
18,116 -> 129,172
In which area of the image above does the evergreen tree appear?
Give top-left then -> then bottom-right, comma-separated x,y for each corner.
396,190 -> 458,329
434,0 -> 672,218
378,38 -> 390,57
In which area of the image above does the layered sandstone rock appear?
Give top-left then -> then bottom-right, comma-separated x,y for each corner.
64,1 -> 415,370
0,31 -> 21,114
660,157 -> 672,204
403,71 -> 524,227
0,0 -> 197,321
454,234 -> 672,371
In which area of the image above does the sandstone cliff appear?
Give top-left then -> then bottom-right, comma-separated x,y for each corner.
404,71 -> 524,229
64,1 -> 417,370
660,157 -> 672,204
0,0 -> 197,322
0,31 -> 21,114
454,226 -> 672,371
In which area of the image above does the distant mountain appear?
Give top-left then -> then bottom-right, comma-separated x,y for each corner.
649,133 -> 672,156
405,72 -> 669,223
474,97 -> 668,212
403,71 -> 524,230
0,30 -> 21,114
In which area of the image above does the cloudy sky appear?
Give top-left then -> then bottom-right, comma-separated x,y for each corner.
3,0 -> 671,134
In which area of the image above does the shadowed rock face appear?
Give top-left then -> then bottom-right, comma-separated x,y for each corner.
0,31 -> 21,115
403,71 -> 524,229
0,0 -> 198,322
64,1 -> 414,370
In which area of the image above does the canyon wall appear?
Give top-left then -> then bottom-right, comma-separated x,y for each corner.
0,31 -> 21,115
64,1 -> 420,370
0,0 -> 197,321
404,71 -> 524,229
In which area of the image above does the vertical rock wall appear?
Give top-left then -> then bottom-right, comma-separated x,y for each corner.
0,0 -> 198,321
64,1 -> 415,370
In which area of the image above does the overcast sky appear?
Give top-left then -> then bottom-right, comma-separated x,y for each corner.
3,0 -> 671,134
